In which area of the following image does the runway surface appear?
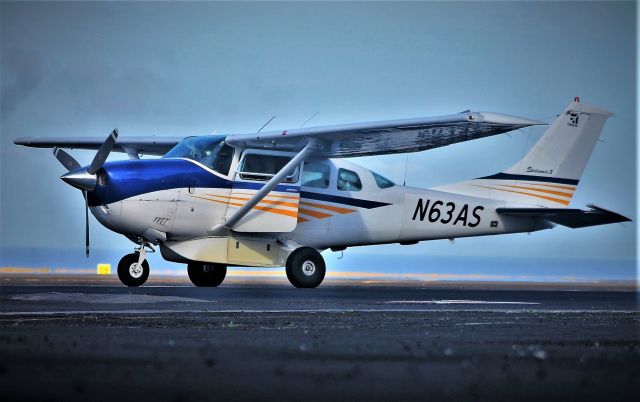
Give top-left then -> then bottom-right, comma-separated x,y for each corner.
1,275 -> 638,401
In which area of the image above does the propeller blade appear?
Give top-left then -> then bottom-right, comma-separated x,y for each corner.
88,129 -> 118,174
84,190 -> 90,258
53,147 -> 81,172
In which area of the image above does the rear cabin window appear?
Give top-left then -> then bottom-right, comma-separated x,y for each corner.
301,162 -> 330,189
337,168 -> 362,192
372,172 -> 395,189
238,153 -> 299,182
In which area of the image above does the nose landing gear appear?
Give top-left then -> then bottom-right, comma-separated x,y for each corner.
117,244 -> 153,287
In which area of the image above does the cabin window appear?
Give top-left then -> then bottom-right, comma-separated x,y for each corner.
238,153 -> 299,182
372,172 -> 395,189
301,162 -> 330,189
337,168 -> 362,192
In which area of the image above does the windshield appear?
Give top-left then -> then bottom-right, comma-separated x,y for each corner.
163,135 -> 233,175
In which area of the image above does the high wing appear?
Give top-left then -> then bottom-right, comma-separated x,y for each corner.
496,205 -> 631,229
14,136 -> 184,157
225,111 -> 545,158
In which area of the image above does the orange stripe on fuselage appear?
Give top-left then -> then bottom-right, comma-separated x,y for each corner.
498,185 -> 574,198
204,193 -> 299,208
298,208 -> 332,219
299,201 -> 355,214
529,183 -> 577,191
470,185 -> 570,206
252,205 -> 298,218
190,195 -> 297,218
189,194 -> 239,206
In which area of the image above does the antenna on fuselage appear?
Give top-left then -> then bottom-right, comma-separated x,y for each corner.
300,112 -> 319,128
402,154 -> 410,186
257,115 -> 276,134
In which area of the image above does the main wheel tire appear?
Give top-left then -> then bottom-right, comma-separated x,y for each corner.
188,262 -> 227,287
117,252 -> 150,287
285,247 -> 326,288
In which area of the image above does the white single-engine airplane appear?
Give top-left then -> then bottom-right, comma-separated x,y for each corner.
15,98 -> 630,288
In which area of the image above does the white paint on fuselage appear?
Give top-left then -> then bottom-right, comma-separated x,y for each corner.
92,157 -> 550,262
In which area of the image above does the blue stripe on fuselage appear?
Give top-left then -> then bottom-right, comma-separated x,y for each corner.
478,173 -> 579,185
88,159 -> 299,207
300,191 -> 390,209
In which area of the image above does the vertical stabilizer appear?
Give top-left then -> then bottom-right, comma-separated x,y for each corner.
435,99 -> 613,207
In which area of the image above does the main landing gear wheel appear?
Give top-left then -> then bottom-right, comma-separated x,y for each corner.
286,247 -> 326,288
188,262 -> 227,287
117,252 -> 150,287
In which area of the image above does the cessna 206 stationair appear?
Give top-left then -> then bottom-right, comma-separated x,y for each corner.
15,98 -> 630,288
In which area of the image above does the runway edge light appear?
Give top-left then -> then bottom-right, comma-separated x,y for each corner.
97,264 -> 111,275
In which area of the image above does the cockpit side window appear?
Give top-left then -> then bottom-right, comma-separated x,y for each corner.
337,168 -> 362,192
163,136 -> 234,176
213,144 -> 233,176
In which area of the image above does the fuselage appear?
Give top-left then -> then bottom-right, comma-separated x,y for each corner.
88,145 -> 550,260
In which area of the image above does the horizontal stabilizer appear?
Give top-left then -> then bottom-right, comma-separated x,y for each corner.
496,204 -> 631,229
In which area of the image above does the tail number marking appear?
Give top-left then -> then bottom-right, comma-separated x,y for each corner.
412,199 -> 484,227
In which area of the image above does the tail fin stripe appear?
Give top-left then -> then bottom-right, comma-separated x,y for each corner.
469,184 -> 571,205
530,183 -> 577,191
478,172 -> 579,186
497,185 -> 574,198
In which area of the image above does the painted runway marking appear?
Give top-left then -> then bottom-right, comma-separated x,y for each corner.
384,300 -> 540,305
455,321 -> 516,326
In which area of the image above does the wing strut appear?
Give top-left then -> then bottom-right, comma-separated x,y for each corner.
209,140 -> 317,235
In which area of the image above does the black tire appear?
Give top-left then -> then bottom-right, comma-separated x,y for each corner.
285,247 -> 326,288
117,252 -> 150,287
188,262 -> 227,287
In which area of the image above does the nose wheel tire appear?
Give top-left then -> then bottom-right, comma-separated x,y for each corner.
117,252 -> 150,287
286,247 -> 326,288
188,263 -> 227,287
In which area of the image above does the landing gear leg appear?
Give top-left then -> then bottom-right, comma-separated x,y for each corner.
117,244 -> 153,287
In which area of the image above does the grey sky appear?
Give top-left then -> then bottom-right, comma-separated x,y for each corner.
1,1 -> 636,275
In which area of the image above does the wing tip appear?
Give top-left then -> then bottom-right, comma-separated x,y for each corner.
477,112 -> 547,127
14,137 -> 31,146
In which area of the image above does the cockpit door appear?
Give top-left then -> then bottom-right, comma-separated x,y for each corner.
224,150 -> 301,232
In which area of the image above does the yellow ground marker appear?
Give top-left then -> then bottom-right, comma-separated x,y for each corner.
97,264 -> 111,275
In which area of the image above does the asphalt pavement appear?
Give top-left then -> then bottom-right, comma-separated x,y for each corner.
0,275 -> 638,401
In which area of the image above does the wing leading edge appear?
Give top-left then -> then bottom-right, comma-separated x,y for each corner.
226,111 -> 545,158
14,136 -> 184,157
